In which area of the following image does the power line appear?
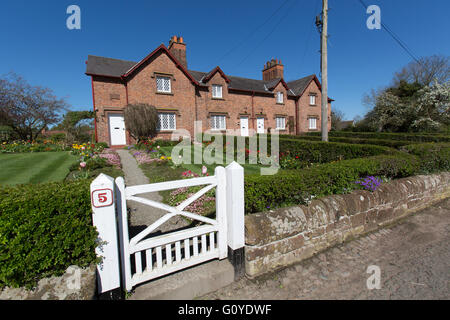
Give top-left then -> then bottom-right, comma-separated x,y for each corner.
217,0 -> 292,64
299,0 -> 321,75
236,0 -> 300,67
357,0 -> 422,65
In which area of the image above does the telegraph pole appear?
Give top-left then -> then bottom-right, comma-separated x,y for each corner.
316,0 -> 329,141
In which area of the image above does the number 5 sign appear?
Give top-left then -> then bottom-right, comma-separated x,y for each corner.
92,188 -> 114,208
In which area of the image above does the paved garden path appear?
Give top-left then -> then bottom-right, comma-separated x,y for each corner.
116,149 -> 189,237
201,197 -> 450,300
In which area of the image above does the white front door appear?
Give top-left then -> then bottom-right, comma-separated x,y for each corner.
240,117 -> 249,137
257,117 -> 265,134
109,114 -> 127,146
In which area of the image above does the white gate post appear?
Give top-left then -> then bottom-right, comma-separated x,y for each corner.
90,174 -> 122,299
225,161 -> 245,280
115,176 -> 132,292
214,166 -> 228,259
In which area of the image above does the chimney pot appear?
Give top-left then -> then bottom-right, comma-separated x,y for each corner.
179,36 -> 183,43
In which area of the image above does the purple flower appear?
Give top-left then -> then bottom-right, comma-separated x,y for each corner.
355,176 -> 382,192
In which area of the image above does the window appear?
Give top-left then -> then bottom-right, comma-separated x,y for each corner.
309,94 -> 316,105
276,92 -> 284,104
212,85 -> 223,98
276,117 -> 286,130
309,118 -> 317,130
158,113 -> 176,130
156,76 -> 171,93
211,115 -> 226,130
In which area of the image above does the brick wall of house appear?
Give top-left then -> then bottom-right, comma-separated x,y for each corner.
91,49 -> 331,145
92,76 -> 128,145
297,80 -> 332,133
126,51 -> 197,140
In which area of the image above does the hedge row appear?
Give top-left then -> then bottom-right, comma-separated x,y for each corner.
244,143 -> 450,213
0,180 -> 98,288
401,143 -> 450,174
199,133 -> 395,164
278,138 -> 394,163
280,135 -> 417,148
306,131 -> 450,142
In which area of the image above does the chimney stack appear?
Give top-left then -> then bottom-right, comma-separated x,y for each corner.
168,35 -> 187,68
262,58 -> 284,81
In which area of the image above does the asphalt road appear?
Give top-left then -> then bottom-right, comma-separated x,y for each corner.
201,197 -> 450,300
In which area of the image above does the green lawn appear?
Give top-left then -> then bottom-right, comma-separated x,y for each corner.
0,152 -> 79,186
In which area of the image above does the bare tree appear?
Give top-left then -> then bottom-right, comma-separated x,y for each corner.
0,73 -> 68,141
123,103 -> 159,142
330,107 -> 345,131
393,55 -> 449,86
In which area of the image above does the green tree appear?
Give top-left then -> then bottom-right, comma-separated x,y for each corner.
60,110 -> 94,144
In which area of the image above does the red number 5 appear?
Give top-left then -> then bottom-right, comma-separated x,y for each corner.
98,192 -> 108,203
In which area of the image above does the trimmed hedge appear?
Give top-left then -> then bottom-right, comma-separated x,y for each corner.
199,134 -> 395,164
280,135 -> 417,149
401,143 -> 450,174
0,180 -> 98,288
278,138 -> 394,163
306,131 -> 450,142
244,154 -> 419,213
244,142 -> 450,213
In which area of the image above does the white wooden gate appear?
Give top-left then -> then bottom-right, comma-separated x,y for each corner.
90,162 -> 245,296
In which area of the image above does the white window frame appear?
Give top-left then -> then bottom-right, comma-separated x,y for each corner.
156,76 -> 171,93
275,117 -> 286,130
309,117 -> 317,130
276,92 -> 284,104
212,85 -> 223,99
210,115 -> 226,130
158,113 -> 176,131
309,94 -> 316,105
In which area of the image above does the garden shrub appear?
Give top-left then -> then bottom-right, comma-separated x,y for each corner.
0,180 -> 98,289
280,135 -> 417,148
244,153 -> 420,214
306,131 -> 450,143
278,139 -> 394,163
401,143 -> 450,174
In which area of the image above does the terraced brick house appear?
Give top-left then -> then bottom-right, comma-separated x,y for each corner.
86,36 -> 333,146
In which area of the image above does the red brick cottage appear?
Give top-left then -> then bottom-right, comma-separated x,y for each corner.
86,36 -> 333,146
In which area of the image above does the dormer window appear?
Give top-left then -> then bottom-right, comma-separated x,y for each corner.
212,85 -> 223,99
276,92 -> 284,104
156,76 -> 171,93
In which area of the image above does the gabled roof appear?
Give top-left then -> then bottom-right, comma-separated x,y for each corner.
265,78 -> 290,91
201,66 -> 230,83
287,75 -> 320,96
86,55 -> 136,78
121,44 -> 199,85
86,52 -> 332,100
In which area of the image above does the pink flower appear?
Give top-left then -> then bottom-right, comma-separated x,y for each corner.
80,162 -> 87,168
202,165 -> 207,175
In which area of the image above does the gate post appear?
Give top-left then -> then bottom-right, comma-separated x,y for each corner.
90,174 -> 122,300
225,161 -> 245,280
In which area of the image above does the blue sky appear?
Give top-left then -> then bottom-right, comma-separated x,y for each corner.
0,0 -> 448,120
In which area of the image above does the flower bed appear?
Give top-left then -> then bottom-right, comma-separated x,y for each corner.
1,140 -> 71,153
